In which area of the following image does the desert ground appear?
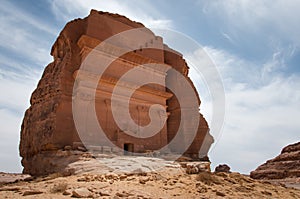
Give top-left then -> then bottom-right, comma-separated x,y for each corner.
1,156 -> 300,199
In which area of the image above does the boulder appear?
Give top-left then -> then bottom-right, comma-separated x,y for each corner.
215,164 -> 231,173
72,188 -> 92,198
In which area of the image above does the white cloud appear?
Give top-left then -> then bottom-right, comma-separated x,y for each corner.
202,0 -> 300,45
0,73 -> 39,172
0,16 -> 53,66
0,0 -> 57,36
0,108 -> 24,173
221,30 -> 236,45
203,46 -> 300,173
0,1 -> 54,72
50,0 -> 173,29
0,54 -> 42,80
0,75 -> 37,112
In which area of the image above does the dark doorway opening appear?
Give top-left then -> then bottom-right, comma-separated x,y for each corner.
124,143 -> 134,155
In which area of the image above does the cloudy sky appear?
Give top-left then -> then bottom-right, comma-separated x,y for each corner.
0,0 -> 299,174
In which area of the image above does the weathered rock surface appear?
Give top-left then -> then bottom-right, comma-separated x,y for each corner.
250,142 -> 300,179
20,9 -> 213,176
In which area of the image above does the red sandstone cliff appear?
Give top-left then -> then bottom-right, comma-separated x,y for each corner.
19,10 -> 213,176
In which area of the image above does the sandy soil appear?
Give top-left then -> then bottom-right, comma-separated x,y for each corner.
1,171 -> 300,198
1,157 -> 300,198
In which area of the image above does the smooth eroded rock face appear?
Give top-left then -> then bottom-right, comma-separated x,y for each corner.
19,9 -> 213,176
250,142 -> 300,179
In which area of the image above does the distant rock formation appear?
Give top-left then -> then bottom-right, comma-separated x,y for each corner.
250,142 -> 300,179
19,9 -> 213,176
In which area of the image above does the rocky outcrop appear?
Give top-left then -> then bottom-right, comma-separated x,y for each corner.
19,9 -> 213,176
250,142 -> 300,179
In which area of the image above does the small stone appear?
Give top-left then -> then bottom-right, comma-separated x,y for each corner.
64,145 -> 72,150
119,174 -> 127,181
24,176 -> 35,182
23,190 -> 43,196
215,191 -> 226,197
63,190 -> 72,195
139,176 -> 150,184
197,187 -> 207,193
105,173 -> 119,180
163,185 -> 175,190
77,177 -> 87,182
72,188 -> 92,198
77,146 -> 87,152
261,190 -> 272,196
0,187 -> 20,192
115,191 -> 133,197
100,190 -> 111,196
126,177 -> 136,181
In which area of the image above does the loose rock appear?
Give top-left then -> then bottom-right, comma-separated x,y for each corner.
215,164 -> 231,173
72,188 -> 92,198
22,190 -> 43,196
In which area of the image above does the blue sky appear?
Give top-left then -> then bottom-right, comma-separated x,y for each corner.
0,0 -> 299,174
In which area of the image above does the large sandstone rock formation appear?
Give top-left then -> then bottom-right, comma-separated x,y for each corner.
250,142 -> 300,179
19,10 -> 213,176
